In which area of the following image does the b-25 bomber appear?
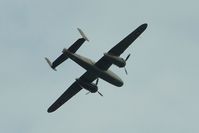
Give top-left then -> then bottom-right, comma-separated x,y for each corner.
45,23 -> 148,113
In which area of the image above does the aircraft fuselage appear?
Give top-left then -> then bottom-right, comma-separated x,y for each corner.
63,48 -> 123,87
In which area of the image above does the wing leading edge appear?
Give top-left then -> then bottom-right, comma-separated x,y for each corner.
48,71 -> 98,113
95,23 -> 147,70
47,81 -> 82,113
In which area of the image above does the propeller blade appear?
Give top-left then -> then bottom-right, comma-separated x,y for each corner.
124,67 -> 128,75
98,91 -> 103,97
85,92 -> 90,95
125,54 -> 131,61
95,78 -> 99,85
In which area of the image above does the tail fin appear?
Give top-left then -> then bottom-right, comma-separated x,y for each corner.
77,28 -> 89,42
45,57 -> 57,71
45,28 -> 88,71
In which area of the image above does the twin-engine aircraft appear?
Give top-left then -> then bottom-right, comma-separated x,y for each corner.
45,23 -> 148,113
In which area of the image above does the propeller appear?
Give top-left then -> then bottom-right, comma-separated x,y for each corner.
95,78 -> 103,97
124,54 -> 131,75
98,91 -> 103,96
125,54 -> 131,62
124,67 -> 128,75
85,78 -> 103,96
85,91 -> 90,95
95,78 -> 99,85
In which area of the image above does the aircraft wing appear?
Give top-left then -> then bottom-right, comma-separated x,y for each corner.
95,23 -> 147,70
47,71 -> 98,113
47,81 -> 82,113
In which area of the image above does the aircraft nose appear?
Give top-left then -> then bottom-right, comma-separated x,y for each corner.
118,80 -> 124,87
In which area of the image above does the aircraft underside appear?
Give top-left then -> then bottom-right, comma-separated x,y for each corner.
62,48 -> 124,87
45,23 -> 148,113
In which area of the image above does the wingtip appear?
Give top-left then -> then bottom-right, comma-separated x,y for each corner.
47,107 -> 56,113
142,23 -> 148,29
47,109 -> 53,113
136,23 -> 148,32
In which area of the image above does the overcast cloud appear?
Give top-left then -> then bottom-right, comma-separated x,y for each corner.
0,0 -> 199,133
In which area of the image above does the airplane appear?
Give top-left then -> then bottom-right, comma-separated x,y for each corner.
45,23 -> 148,113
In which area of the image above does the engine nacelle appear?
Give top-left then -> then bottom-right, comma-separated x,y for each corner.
104,53 -> 126,68
76,79 -> 98,93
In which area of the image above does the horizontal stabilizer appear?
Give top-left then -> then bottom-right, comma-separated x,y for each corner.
77,28 -> 89,42
45,57 -> 57,71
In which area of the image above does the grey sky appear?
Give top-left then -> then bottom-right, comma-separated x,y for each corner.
0,0 -> 199,133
